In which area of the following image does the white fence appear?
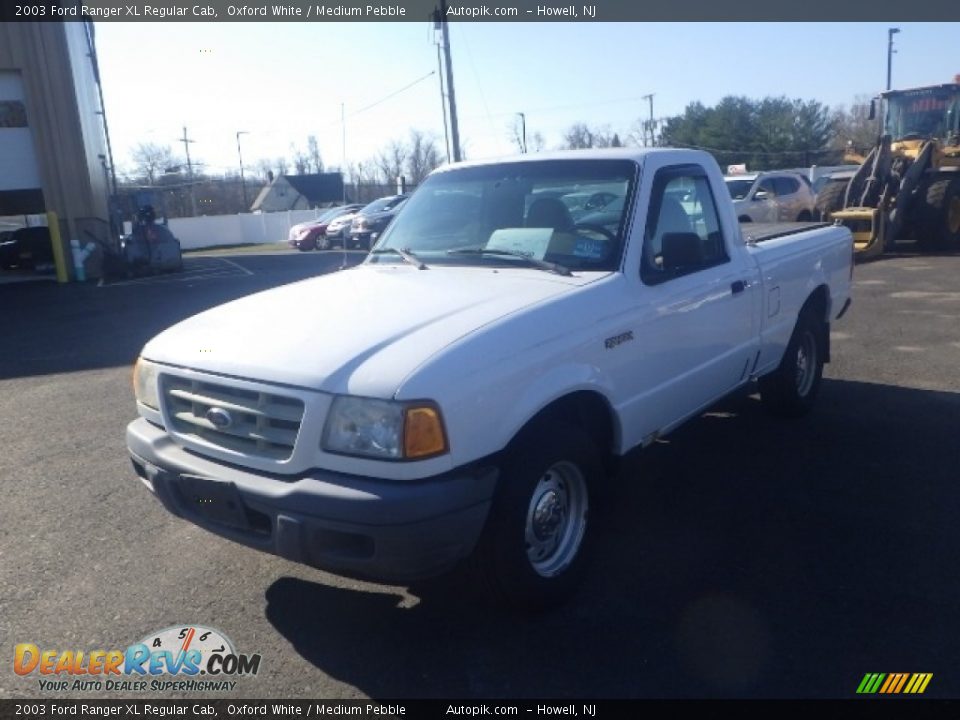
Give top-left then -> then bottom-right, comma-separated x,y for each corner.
164,209 -> 327,250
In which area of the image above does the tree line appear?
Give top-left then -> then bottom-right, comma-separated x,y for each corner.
120,94 -> 877,217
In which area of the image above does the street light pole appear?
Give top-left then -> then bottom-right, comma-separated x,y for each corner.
641,93 -> 655,147
516,112 -> 527,153
886,27 -> 900,91
236,131 -> 249,210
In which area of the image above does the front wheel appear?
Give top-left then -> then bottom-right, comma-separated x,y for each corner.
758,309 -> 825,417
471,423 -> 600,611
915,176 -> 960,252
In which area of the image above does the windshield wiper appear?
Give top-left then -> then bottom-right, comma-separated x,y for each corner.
369,246 -> 428,269
446,247 -> 572,276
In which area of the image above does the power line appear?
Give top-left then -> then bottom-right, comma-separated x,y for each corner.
348,71 -> 436,118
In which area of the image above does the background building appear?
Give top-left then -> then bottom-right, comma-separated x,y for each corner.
0,16 -> 114,281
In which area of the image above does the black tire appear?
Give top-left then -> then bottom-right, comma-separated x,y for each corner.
758,309 -> 825,418
738,216 -> 752,223
915,176 -> 960,252
471,422 -> 601,611
317,234 -> 331,251
815,180 -> 848,222
797,210 -> 812,222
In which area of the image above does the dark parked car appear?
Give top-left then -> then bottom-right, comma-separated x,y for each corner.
349,195 -> 408,250
0,226 -> 55,272
288,204 -> 363,251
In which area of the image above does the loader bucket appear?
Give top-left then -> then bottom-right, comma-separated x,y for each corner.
830,207 -> 885,260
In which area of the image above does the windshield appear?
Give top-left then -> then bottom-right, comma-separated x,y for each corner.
725,179 -> 755,200
371,159 -> 636,273
362,196 -> 406,214
885,87 -> 960,140
319,206 -> 350,221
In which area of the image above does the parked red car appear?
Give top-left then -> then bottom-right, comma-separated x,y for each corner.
288,205 -> 363,251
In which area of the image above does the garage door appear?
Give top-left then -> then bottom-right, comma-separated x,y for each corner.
0,70 -> 45,216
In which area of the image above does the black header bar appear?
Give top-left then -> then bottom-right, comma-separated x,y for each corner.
1,0 -> 960,22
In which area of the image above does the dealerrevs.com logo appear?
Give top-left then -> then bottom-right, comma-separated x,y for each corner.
14,625 -> 262,693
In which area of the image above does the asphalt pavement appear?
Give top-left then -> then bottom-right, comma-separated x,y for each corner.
1,247 -> 958,699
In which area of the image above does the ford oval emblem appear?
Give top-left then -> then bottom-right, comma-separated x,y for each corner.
206,407 -> 233,429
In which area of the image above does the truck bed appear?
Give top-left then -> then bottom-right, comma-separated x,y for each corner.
740,221 -> 830,244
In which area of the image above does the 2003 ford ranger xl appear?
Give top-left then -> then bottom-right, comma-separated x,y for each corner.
127,148 -> 853,609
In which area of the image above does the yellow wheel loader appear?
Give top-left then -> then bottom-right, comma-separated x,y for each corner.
817,81 -> 960,259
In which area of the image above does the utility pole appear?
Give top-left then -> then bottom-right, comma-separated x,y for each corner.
436,0 -> 461,162
180,126 -> 197,216
236,131 -> 249,211
641,93 -> 655,147
341,102 -> 347,203
886,27 -> 900,91
516,112 -> 527,153
436,41 -> 452,163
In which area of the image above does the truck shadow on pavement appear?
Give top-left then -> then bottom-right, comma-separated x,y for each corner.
264,378 -> 960,698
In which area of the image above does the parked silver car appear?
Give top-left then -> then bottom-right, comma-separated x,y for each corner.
724,171 -> 816,223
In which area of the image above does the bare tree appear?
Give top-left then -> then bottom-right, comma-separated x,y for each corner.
376,140 -> 407,186
831,95 -> 878,155
275,156 -> 289,176
563,123 -> 624,149
307,135 -> 324,174
528,131 -> 546,152
254,158 -> 276,183
563,123 -> 595,149
406,130 -> 441,184
130,142 -> 177,184
290,143 -> 310,175
508,117 -> 526,153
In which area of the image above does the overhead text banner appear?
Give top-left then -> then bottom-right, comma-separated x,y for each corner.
1,0 -> 959,22
2,699 -> 959,719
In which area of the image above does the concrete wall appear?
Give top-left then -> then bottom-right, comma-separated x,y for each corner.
167,209 -> 326,250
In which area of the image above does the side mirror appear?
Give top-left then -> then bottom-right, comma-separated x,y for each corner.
753,190 -> 770,201
869,99 -> 877,120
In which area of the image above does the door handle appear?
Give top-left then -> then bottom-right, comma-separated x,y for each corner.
731,280 -> 748,294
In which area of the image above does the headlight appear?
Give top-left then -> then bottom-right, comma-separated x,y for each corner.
132,357 -> 160,410
322,396 -> 448,460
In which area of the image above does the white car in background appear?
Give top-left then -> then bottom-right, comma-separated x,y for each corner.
724,171 -> 817,223
323,210 -> 360,248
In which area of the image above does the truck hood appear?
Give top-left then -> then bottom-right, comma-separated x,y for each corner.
143,264 -> 597,396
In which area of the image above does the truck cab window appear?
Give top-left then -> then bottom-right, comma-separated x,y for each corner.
641,167 -> 729,284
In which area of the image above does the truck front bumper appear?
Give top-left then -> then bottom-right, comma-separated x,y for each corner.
126,418 -> 497,584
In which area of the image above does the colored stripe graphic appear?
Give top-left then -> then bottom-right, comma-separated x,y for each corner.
858,673 -> 932,694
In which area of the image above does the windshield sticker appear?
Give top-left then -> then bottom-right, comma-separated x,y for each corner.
486,228 -> 553,260
572,238 -> 606,260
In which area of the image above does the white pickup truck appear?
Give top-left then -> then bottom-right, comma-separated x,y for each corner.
128,149 -> 853,609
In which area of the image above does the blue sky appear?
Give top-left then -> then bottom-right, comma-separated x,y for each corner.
94,22 -> 960,176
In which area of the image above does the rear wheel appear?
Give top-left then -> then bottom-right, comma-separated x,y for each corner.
815,180 -> 848,222
471,422 -> 600,611
759,309 -> 825,418
915,176 -> 960,252
797,210 -> 812,222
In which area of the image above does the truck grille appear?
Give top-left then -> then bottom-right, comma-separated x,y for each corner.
162,377 -> 305,461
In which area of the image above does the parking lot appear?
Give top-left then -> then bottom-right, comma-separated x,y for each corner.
1,246 -> 958,699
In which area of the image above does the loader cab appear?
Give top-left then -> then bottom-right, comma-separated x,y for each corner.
883,84 -> 960,142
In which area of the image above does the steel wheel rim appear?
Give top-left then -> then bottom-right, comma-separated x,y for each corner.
795,331 -> 817,397
524,461 -> 589,578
